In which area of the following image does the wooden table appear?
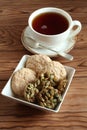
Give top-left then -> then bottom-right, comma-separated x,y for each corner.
0,0 -> 87,130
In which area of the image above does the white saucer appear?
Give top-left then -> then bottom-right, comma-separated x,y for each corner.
21,26 -> 77,57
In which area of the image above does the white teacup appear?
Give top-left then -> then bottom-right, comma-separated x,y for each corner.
27,7 -> 82,48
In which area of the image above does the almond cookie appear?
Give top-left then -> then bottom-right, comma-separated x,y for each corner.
39,61 -> 67,81
52,61 -> 67,80
11,68 -> 36,97
25,54 -> 52,75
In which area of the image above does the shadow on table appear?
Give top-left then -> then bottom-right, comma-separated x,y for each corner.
15,103 -> 52,118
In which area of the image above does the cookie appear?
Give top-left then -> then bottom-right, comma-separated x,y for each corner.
39,61 -> 67,81
11,68 -> 36,97
25,54 -> 52,75
52,61 -> 67,80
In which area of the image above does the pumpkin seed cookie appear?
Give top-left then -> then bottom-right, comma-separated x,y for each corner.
11,68 -> 36,97
24,72 -> 67,109
24,83 -> 39,103
37,86 -> 62,109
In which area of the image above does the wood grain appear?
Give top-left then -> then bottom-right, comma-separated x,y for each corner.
0,0 -> 87,130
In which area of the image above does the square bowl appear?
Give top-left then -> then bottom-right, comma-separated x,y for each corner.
1,55 -> 75,113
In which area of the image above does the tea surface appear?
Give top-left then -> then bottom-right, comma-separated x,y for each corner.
32,12 -> 69,35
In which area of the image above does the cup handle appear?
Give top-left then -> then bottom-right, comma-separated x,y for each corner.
70,20 -> 82,37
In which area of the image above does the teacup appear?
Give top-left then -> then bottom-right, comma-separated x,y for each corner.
27,7 -> 82,49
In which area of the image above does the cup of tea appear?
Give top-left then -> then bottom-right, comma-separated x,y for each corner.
27,7 -> 82,48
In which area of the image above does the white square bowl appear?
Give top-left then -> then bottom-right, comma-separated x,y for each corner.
1,55 -> 75,113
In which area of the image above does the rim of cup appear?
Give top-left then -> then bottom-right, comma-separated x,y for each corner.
28,7 -> 72,37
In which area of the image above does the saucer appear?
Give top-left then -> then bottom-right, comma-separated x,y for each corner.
21,26 -> 77,57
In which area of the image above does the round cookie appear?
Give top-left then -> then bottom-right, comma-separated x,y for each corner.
52,61 -> 67,80
25,54 -> 52,75
39,61 -> 67,81
11,68 -> 36,97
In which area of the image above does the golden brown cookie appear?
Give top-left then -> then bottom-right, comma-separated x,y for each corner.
11,68 -> 36,97
25,54 -> 52,75
52,61 -> 67,80
39,61 -> 67,81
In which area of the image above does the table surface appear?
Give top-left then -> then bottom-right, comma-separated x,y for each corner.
0,0 -> 87,130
